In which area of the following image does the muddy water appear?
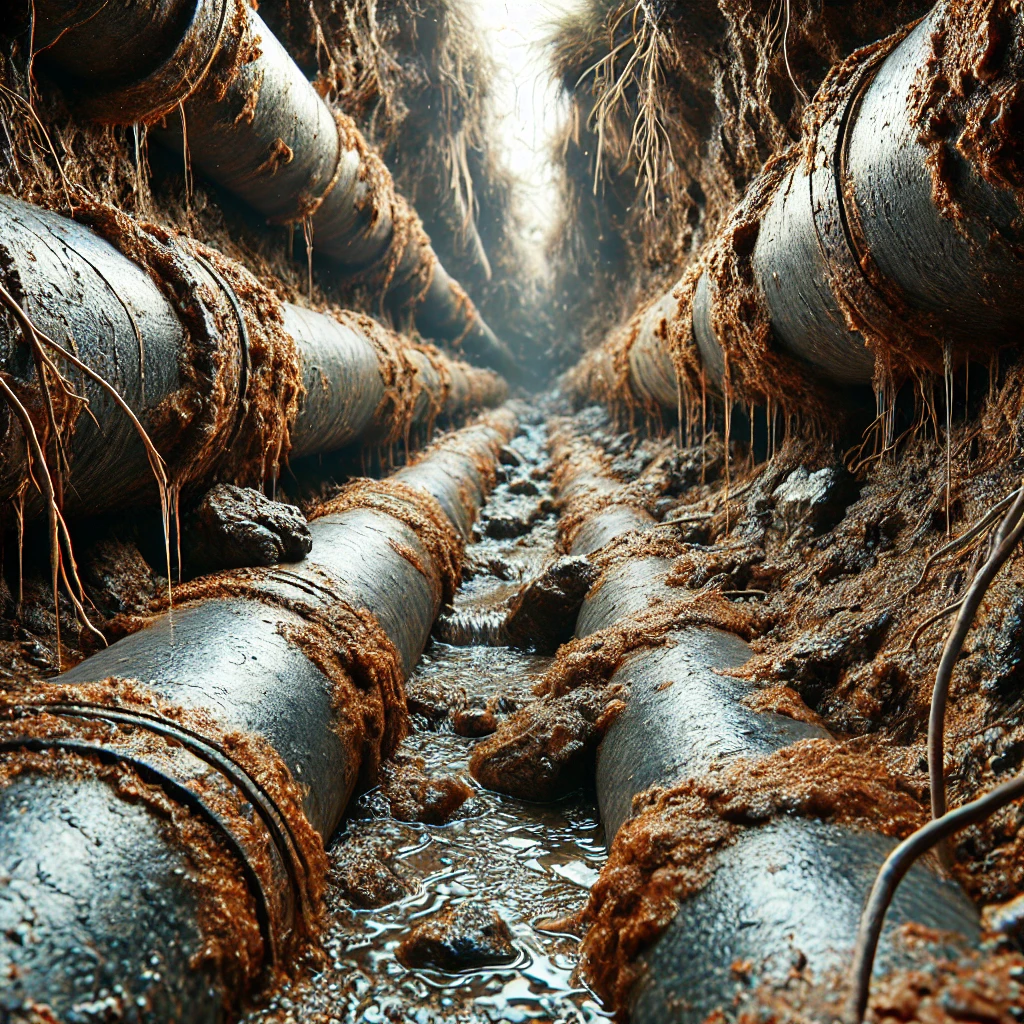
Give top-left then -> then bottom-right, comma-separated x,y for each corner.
244,422 -> 610,1024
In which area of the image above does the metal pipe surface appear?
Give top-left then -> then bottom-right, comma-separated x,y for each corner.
31,0 -> 519,377
554,430 -> 980,1023
0,409 -> 516,1021
567,0 -> 1024,412
0,195 -> 505,514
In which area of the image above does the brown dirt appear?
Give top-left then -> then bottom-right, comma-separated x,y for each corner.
910,0 -> 1024,227
469,684 -> 626,801
728,937 -> 1024,1024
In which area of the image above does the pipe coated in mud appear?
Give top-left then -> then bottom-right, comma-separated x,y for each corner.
570,0 -> 1024,415
30,0 -> 518,377
555,436 -> 980,1023
0,194 -> 505,516
0,409 -> 516,1022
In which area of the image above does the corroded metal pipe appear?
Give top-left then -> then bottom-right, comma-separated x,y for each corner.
565,0 -> 1024,413
30,0 -> 519,377
0,194 -> 505,515
551,426 -> 980,1023
0,408 -> 516,1021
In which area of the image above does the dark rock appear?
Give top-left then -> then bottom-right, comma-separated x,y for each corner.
498,445 -> 525,467
508,476 -> 540,497
83,538 -> 158,615
772,465 -> 859,535
482,511 -> 532,540
502,556 -> 601,654
469,686 -> 626,800
396,903 -> 517,972
332,839 -> 412,909
379,755 -> 474,825
184,484 -> 312,576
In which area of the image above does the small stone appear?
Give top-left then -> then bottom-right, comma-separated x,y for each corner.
379,755 -> 474,825
184,484 -> 312,575
452,705 -> 498,737
396,903 -> 517,972
772,465 -> 859,535
331,839 -> 411,909
502,556 -> 601,654
481,511 -> 531,540
507,477 -> 539,496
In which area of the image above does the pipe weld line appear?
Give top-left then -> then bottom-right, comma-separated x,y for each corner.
10,700 -> 312,923
0,735 -> 279,972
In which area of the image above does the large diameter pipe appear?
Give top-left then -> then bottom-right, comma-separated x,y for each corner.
0,408 -> 516,1021
31,0 -> 519,378
567,0 -> 1024,413
0,195 -> 505,515
553,428 -> 980,1023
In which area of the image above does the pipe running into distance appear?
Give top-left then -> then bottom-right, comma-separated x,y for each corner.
29,0 -> 519,378
0,407 -> 517,1021
551,427 -> 980,1023
0,194 -> 506,516
567,1 -> 1024,416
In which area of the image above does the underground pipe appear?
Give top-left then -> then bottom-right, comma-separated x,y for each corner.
566,0 -> 1024,416
0,194 -> 505,516
0,407 -> 516,1021
30,0 -> 519,378
550,426 -> 980,1023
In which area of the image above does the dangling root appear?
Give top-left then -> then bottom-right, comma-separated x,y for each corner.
0,281 -> 172,652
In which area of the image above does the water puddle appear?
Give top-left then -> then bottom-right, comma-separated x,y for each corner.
244,421 -> 610,1024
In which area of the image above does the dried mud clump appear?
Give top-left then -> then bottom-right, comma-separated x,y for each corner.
502,555 -> 601,654
578,739 -> 928,1015
730,941 -> 1024,1024
185,484 -> 312,576
330,836 -> 413,910
469,685 -> 626,801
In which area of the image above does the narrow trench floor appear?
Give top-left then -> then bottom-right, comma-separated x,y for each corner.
244,420 -> 610,1024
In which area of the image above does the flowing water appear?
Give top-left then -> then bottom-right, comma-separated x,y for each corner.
243,421 -> 611,1024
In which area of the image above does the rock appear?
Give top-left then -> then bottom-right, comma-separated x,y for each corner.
481,510 -> 532,540
396,903 -> 517,972
332,839 -> 412,909
772,466 -> 859,535
82,538 -> 157,615
379,755 -> 474,825
508,476 -> 539,497
406,679 -> 469,723
469,686 -> 625,800
498,445 -> 525,467
452,704 -> 498,737
184,484 -> 312,576
502,556 -> 601,654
